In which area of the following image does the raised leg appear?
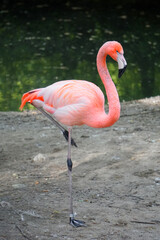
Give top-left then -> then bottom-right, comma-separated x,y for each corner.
67,127 -> 86,227
32,105 -> 77,147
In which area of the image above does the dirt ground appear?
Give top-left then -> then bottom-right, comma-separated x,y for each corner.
0,96 -> 160,240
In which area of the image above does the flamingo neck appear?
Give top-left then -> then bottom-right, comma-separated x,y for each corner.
96,43 -> 120,127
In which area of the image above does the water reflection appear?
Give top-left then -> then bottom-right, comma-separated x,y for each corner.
0,1 -> 159,111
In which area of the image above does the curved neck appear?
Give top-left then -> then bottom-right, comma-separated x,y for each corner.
96,43 -> 120,127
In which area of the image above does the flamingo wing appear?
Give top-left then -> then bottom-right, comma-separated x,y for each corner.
20,80 -> 105,126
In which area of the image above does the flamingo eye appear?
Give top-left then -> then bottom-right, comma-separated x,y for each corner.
116,50 -> 123,55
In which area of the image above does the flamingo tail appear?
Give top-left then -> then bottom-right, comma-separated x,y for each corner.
19,89 -> 43,110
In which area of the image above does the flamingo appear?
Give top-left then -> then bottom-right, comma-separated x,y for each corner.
20,41 -> 127,227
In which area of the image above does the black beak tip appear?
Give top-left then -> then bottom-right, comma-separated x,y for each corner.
118,65 -> 127,78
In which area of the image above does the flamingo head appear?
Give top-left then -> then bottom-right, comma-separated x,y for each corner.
108,41 -> 127,78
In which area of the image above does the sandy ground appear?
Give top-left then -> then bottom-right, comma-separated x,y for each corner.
0,96 -> 160,240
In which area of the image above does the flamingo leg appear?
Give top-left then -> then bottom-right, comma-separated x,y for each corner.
67,127 -> 86,227
32,105 -> 77,147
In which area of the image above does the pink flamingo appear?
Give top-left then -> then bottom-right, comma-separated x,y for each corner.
20,41 -> 127,227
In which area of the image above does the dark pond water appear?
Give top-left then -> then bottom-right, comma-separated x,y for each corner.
0,0 -> 160,111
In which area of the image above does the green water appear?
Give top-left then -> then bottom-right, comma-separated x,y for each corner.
0,0 -> 160,111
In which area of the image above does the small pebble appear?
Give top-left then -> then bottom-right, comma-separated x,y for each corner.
155,177 -> 160,185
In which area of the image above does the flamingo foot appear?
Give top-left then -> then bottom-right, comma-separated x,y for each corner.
70,217 -> 86,227
63,130 -> 77,147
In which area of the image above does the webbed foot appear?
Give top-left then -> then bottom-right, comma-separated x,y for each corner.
70,217 -> 86,227
63,130 -> 77,147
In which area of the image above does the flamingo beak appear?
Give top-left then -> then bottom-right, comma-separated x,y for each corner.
117,52 -> 127,78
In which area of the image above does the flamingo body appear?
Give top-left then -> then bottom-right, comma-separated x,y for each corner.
20,80 -> 107,127
20,41 -> 127,128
